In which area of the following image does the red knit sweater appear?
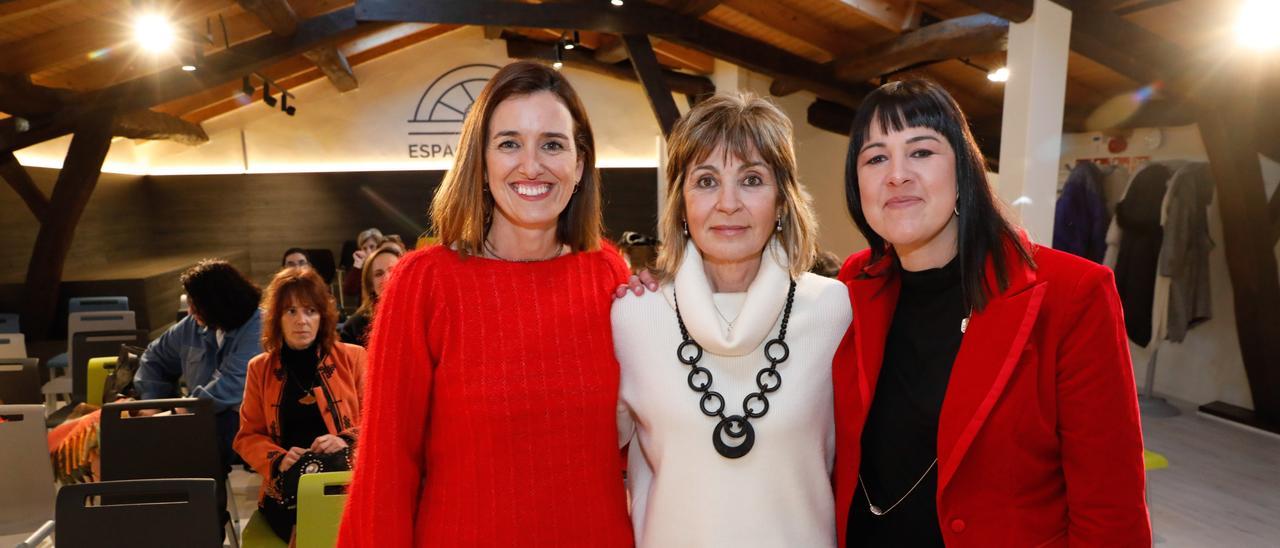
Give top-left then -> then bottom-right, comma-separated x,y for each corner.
338,244 -> 634,547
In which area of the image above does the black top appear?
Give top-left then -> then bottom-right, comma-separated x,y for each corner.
278,343 -> 329,454
847,256 -> 966,548
339,311 -> 371,346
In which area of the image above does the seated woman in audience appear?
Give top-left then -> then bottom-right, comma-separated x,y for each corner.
235,267 -> 365,543
339,244 -> 403,346
135,259 -> 262,468
341,228 -> 384,298
281,248 -> 311,269
613,92 -> 850,547
339,60 -> 632,547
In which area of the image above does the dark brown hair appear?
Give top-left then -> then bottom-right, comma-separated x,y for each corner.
429,60 -> 603,256
260,267 -> 339,354
844,79 -> 1034,311
180,260 -> 261,331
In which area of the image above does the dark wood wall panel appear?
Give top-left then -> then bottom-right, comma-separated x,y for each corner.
1,167 -> 148,285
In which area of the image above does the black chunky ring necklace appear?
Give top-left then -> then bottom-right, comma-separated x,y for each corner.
673,279 -> 796,459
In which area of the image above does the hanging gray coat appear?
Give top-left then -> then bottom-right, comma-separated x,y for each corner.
1159,162 -> 1214,342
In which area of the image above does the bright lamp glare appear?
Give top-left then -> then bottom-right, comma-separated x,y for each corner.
611,0 -> 624,6
1237,1 -> 1280,51
553,61 -> 564,70
134,13 -> 176,53
987,67 -> 1010,82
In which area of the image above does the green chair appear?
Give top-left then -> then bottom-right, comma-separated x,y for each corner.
242,510 -> 289,548
296,471 -> 353,548
85,356 -> 115,406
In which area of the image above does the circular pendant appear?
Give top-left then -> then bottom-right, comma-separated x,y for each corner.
712,415 -> 755,459
869,504 -> 885,516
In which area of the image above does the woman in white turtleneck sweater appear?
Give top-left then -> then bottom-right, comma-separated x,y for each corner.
613,93 -> 851,548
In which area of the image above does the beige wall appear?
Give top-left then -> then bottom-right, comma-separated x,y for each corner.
1060,125 -> 1280,410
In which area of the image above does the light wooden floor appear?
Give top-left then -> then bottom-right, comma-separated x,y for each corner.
5,399 -> 1277,547
1143,399 -> 1280,547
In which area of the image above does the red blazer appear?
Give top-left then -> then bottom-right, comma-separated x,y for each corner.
834,241 -> 1150,547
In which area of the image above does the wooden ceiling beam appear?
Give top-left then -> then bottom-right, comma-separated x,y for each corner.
114,108 -> 210,145
178,23 -> 454,124
721,0 -> 860,57
503,35 -> 714,97
238,0 -> 359,92
0,0 -> 233,76
837,0 -> 924,31
771,14 -> 1008,97
0,73 -> 208,146
4,7 -> 365,153
355,0 -> 872,108
652,0 -> 725,17
950,0 -> 1032,22
0,149 -> 50,223
0,0 -> 81,26
622,34 -> 681,138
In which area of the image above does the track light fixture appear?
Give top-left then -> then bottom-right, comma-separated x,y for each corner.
553,40 -> 564,70
241,73 -> 298,116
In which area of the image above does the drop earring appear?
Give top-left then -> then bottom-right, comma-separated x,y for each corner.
775,216 -> 783,233
954,206 -> 959,217
682,220 -> 689,236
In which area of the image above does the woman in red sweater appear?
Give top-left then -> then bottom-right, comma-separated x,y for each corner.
338,61 -> 632,547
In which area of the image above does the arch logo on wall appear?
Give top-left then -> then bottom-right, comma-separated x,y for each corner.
406,64 -> 499,160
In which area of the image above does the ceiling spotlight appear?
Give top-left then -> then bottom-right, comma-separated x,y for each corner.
134,13 -> 176,53
611,0 -> 624,6
262,80 -> 277,107
181,64 -> 197,72
281,93 -> 296,116
1237,0 -> 1280,51
987,67 -> 1010,83
242,75 -> 254,95
553,40 -> 564,70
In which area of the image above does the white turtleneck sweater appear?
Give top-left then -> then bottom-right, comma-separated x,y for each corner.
613,241 -> 853,548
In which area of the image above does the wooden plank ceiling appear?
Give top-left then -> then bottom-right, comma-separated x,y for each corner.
0,0 -> 1263,144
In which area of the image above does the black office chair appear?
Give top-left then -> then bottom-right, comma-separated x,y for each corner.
0,358 -> 42,405
99,398 -> 234,543
55,478 -> 221,548
304,248 -> 338,285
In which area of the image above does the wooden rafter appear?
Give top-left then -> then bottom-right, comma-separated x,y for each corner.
772,13 -> 1009,96
837,0 -> 923,31
0,73 -> 208,147
652,0 -> 725,17
0,149 -> 50,223
167,23 -> 454,124
4,7 -> 367,153
238,0 -> 359,92
354,0 -> 873,108
503,36 -> 713,98
21,111 -> 116,339
720,0 -> 859,57
623,34 -> 681,138
0,0 -> 233,78
951,0 -> 1032,22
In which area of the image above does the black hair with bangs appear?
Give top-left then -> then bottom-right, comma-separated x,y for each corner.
844,78 -> 1033,311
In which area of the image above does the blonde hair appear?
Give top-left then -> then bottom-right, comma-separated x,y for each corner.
655,92 -> 818,281
355,243 -> 405,319
429,61 -> 603,256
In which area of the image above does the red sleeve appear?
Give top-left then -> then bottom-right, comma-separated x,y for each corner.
1056,266 -> 1151,546
338,251 -> 436,547
598,239 -> 631,286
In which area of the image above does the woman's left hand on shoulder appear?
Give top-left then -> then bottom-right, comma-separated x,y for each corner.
614,270 -> 659,298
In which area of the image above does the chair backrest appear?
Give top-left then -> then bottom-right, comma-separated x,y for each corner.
70,330 -> 148,404
0,405 -> 56,535
296,471 -> 354,548
55,478 -> 221,548
0,358 -> 42,405
305,248 -> 338,285
99,398 -> 224,506
69,296 -> 129,314
0,313 -> 18,333
66,311 -> 136,367
0,333 -> 26,359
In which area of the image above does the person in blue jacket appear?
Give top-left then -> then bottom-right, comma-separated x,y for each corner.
134,259 -> 263,469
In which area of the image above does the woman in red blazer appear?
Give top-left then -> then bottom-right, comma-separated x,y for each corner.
834,79 -> 1150,547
